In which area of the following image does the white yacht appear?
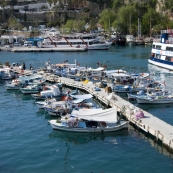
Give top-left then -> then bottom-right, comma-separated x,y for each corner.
41,33 -> 112,50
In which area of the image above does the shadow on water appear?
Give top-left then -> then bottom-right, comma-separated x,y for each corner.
137,103 -> 173,111
129,125 -> 173,159
49,130 -> 129,145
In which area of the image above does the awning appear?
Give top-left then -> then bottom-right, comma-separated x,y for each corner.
71,108 -> 117,123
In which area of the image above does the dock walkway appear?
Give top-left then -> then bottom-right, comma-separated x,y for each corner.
45,75 -> 173,151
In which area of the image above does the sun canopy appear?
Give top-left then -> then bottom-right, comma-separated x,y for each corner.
72,99 -> 84,104
71,108 -> 117,123
70,94 -> 93,100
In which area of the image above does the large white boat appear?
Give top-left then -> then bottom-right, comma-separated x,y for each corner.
148,29 -> 173,70
48,108 -> 128,132
41,33 -> 112,50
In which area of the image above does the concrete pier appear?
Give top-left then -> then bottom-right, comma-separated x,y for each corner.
1,46 -> 88,52
42,74 -> 173,152
11,47 -> 88,52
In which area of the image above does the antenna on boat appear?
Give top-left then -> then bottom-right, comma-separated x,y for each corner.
75,59 -> 76,66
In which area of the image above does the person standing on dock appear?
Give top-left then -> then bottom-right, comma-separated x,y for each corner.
22,63 -> 26,70
48,58 -> 51,65
29,64 -> 34,70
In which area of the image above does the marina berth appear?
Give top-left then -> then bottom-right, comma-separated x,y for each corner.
52,75 -> 173,151
149,29 -> 173,70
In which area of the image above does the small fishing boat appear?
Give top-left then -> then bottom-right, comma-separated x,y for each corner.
112,85 -> 134,93
136,90 -> 173,104
49,108 -> 128,132
20,84 -> 43,94
5,75 -> 45,90
31,85 -> 62,100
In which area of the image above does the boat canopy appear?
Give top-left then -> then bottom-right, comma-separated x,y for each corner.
72,99 -> 84,103
111,73 -> 130,77
70,94 -> 93,99
71,108 -> 117,123
87,67 -> 104,71
105,69 -> 127,74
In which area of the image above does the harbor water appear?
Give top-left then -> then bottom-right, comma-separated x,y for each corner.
0,46 -> 173,173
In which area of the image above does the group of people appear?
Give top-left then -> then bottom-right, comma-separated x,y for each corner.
21,63 -> 34,70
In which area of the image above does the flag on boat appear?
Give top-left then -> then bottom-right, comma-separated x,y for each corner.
163,81 -> 166,86
103,64 -> 107,69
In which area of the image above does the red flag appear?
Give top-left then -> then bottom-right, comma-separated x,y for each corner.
103,65 -> 107,69
163,81 -> 166,86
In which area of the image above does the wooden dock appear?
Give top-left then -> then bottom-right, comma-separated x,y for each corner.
43,74 -> 173,152
3,46 -> 88,52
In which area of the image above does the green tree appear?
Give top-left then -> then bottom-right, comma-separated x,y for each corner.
112,5 -> 138,34
8,16 -> 23,30
98,9 -> 115,32
0,0 -> 8,21
73,19 -> 85,32
112,0 -> 125,11
142,8 -> 160,36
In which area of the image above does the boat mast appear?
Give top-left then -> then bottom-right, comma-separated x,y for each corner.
138,0 -> 141,39
150,15 -> 152,38
129,13 -> 132,35
137,17 -> 142,39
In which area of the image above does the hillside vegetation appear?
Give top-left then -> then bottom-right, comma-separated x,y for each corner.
0,0 -> 173,35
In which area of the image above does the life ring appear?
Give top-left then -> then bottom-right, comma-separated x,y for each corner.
14,79 -> 19,83
67,121 -> 73,127
73,121 -> 78,127
126,88 -> 129,91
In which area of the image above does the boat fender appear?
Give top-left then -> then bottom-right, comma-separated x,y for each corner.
100,122 -> 106,127
73,121 -> 78,127
126,88 -> 129,91
67,121 -> 73,127
14,79 -> 19,83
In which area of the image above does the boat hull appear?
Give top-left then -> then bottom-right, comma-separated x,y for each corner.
148,58 -> 173,70
20,89 -> 40,94
136,98 -> 173,104
49,120 -> 128,132
32,94 -> 62,100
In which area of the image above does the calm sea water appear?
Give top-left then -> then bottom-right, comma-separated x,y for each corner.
0,46 -> 173,173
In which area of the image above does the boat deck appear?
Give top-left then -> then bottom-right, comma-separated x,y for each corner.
43,75 -> 173,151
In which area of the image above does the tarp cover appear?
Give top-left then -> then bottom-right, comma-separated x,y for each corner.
71,108 -> 117,123
70,94 -> 93,100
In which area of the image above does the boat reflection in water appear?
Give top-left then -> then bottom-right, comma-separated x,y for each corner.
49,130 -> 128,145
129,125 -> 173,159
148,63 -> 173,91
